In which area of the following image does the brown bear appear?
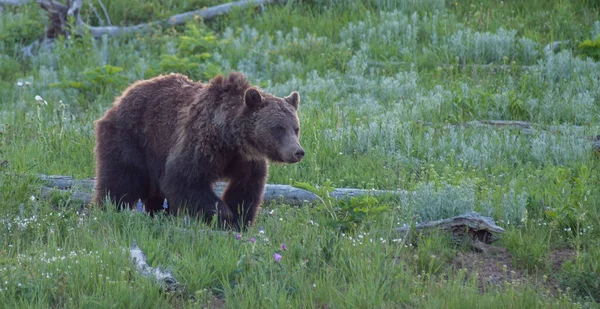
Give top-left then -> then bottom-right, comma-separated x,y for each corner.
92,71 -> 304,230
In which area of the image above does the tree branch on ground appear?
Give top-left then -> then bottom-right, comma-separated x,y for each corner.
129,240 -> 186,296
85,0 -> 105,26
95,0 -> 111,26
21,0 -> 286,57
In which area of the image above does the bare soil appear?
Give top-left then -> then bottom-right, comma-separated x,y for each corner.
452,246 -> 576,295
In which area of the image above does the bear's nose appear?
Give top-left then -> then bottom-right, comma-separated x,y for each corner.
294,149 -> 305,160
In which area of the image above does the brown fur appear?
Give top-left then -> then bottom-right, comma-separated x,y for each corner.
92,72 -> 304,230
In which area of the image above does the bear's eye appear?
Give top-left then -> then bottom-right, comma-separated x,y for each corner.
294,127 -> 299,135
273,125 -> 286,135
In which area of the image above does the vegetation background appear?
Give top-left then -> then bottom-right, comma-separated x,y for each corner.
1,0 -> 600,307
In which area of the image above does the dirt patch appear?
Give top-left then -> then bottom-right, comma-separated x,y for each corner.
452,246 -> 576,294
549,248 -> 577,271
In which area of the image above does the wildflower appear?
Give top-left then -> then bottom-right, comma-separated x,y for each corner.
162,199 -> 168,209
136,200 -> 144,212
236,234 -> 241,240
281,243 -> 287,251
34,95 -> 48,105
273,253 -> 282,262
250,238 -> 255,243
17,81 -> 23,87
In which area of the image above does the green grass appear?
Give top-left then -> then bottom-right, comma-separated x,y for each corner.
1,0 -> 600,307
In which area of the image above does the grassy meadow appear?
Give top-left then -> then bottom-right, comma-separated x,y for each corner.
1,0 -> 600,307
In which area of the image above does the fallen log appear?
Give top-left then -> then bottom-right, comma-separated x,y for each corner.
22,0 -> 285,57
35,174 -> 405,207
395,211 -> 505,245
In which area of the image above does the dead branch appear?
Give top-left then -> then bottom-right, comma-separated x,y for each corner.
95,0 -> 111,26
129,240 -> 185,295
85,0 -> 104,26
21,0 -> 285,57
67,0 -> 81,17
86,0 -> 282,37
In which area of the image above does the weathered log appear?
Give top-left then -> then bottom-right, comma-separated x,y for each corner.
35,174 -> 404,207
395,211 -> 505,245
21,0 -> 285,57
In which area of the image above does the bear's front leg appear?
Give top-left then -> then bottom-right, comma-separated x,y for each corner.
223,159 -> 268,230
161,161 -> 234,228
160,152 -> 235,227
164,182 -> 234,228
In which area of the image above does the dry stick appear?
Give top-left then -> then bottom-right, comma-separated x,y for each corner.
67,0 -> 82,17
96,0 -> 111,26
85,0 -> 104,26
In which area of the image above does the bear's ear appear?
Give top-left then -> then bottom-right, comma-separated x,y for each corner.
244,88 -> 263,109
284,91 -> 300,110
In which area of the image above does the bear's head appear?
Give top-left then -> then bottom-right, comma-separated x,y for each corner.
244,88 -> 305,164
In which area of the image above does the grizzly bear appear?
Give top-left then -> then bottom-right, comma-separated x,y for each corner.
92,72 -> 304,230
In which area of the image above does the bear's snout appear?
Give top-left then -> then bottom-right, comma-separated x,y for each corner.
286,145 -> 305,163
280,144 -> 305,163
294,148 -> 305,161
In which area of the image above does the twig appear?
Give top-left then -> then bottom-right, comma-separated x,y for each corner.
96,0 -> 111,26
85,0 -> 104,26
67,0 -> 82,17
